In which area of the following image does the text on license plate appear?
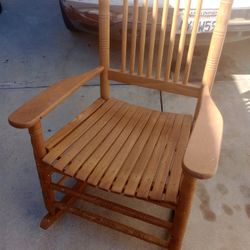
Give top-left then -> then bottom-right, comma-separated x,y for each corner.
178,9 -> 217,33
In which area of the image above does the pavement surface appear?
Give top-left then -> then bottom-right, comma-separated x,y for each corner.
0,0 -> 250,250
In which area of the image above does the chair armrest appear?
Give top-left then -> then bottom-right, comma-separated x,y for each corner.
183,86 -> 223,179
8,66 -> 104,128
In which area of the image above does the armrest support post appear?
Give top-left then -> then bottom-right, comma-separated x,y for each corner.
29,121 -> 46,159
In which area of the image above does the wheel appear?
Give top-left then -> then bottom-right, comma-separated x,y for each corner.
59,0 -> 78,32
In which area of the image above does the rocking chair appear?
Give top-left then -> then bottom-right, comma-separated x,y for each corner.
8,0 -> 233,249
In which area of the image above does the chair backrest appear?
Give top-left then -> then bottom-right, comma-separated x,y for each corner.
98,0 -> 233,100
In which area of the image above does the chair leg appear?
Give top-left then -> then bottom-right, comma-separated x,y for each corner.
40,209 -> 62,229
29,122 -> 56,217
40,180 -> 87,229
29,122 -> 88,229
37,165 -> 56,215
169,172 -> 196,250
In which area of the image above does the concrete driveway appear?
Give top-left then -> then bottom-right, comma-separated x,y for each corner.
0,0 -> 250,249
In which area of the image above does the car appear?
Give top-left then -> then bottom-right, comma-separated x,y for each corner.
59,0 -> 250,45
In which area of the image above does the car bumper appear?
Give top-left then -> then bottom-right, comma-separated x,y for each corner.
60,0 -> 250,44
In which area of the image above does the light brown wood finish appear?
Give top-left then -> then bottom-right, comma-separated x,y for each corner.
183,0 -> 203,84
45,98 -> 106,150
156,0 -> 169,79
169,173 -> 196,250
146,0 -> 158,77
8,0 -> 233,248
173,0 -> 192,82
43,99 -> 192,203
101,110 -> 160,191
99,0 -> 110,99
121,0 -> 129,72
98,109 -> 153,190
29,122 -> 55,214
165,116 -> 192,202
77,105 -> 138,181
57,111 -> 124,174
149,115 -> 185,201
9,67 -> 103,128
165,0 -> 180,81
112,113 -> 166,194
202,0 -> 233,90
43,99 -> 117,166
108,68 -> 201,97
85,107 -> 145,185
52,183 -> 173,230
129,0 -> 139,73
136,113 -> 175,199
62,102 -> 126,175
138,0 -> 148,75
55,202 -> 170,248
41,180 -> 87,229
183,86 -> 223,179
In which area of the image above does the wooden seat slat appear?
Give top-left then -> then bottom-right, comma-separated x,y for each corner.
98,109 -> 153,190
46,98 -> 106,150
63,102 -> 128,175
77,105 -> 138,181
149,115 -> 184,200
43,98 -> 117,165
53,101 -> 124,171
165,116 -> 192,203
80,107 -> 145,185
117,113 -> 166,195
111,112 -> 163,194
136,113 -> 176,199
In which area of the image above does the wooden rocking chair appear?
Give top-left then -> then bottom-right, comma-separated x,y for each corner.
8,0 -> 233,249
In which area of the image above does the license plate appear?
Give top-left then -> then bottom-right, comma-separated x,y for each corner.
179,9 -> 217,33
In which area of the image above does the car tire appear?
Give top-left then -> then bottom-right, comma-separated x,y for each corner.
59,0 -> 78,32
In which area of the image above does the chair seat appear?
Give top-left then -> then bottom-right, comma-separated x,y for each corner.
43,98 -> 192,203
